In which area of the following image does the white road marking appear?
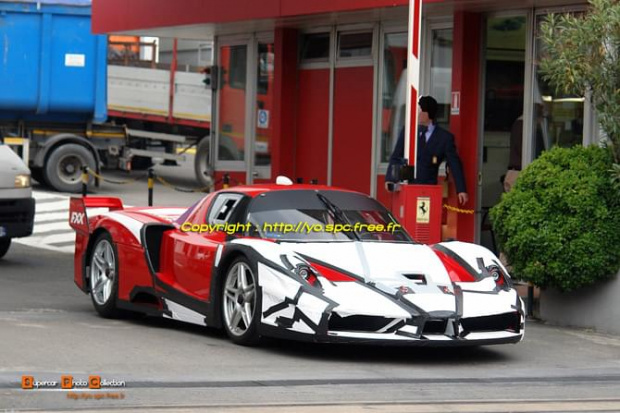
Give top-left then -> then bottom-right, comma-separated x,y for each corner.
14,191 -> 74,254
34,212 -> 68,223
15,191 -> 135,254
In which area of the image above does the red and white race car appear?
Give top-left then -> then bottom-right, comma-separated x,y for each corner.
69,180 -> 524,346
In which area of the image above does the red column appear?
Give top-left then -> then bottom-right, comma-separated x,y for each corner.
271,28 -> 298,180
448,11 -> 481,242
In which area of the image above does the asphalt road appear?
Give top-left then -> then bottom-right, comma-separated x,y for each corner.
1,158 -> 620,411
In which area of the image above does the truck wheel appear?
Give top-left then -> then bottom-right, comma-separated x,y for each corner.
0,239 -> 11,259
194,138 -> 214,189
44,144 -> 96,193
30,168 -> 47,186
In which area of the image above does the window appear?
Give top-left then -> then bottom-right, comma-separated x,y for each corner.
379,32 -> 407,163
228,46 -> 247,90
532,13 -> 585,159
300,33 -> 330,61
429,28 -> 453,130
338,32 -> 373,58
207,194 -> 244,225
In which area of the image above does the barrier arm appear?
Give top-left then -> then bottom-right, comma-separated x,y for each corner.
405,0 -> 423,175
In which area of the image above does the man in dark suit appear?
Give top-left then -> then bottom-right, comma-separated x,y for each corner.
386,95 -> 469,205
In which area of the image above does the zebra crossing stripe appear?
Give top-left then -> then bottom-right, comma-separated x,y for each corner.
14,191 -> 74,253
35,212 -> 68,223
16,191 -> 134,254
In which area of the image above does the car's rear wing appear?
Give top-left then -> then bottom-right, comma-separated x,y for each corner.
69,197 -> 123,234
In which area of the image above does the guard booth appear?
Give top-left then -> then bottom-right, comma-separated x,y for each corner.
94,0 -> 593,244
392,184 -> 443,244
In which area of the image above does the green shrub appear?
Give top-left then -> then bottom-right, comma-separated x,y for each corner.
490,145 -> 620,292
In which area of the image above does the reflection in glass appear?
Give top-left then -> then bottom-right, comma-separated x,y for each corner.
218,45 -> 247,161
480,16 -> 526,250
379,29 -> 453,164
300,33 -> 330,61
429,29 -> 453,130
533,15 -> 584,156
380,32 -> 407,163
338,32 -> 373,58
255,43 -> 274,167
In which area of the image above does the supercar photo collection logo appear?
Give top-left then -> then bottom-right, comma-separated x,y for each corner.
21,375 -> 126,390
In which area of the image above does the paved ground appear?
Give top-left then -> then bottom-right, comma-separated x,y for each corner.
3,158 -> 620,411
1,241 -> 620,411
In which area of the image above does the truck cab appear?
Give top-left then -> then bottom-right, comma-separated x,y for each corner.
0,141 -> 35,259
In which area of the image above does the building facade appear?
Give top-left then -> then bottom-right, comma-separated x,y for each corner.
92,0 -> 599,246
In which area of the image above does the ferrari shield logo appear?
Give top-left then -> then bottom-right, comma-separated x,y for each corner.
416,197 -> 430,224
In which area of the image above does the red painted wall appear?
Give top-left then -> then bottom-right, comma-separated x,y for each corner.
295,69 -> 330,184
332,67 -> 374,194
448,11 -> 482,242
271,28 -> 298,181
92,0 -> 411,33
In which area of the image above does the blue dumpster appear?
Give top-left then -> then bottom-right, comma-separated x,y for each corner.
0,0 -> 107,123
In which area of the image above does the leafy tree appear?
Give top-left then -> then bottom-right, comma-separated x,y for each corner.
491,146 -> 620,292
538,0 -> 620,168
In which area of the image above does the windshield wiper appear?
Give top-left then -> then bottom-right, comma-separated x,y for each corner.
316,192 -> 360,241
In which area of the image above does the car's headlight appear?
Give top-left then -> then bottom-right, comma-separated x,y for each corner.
14,174 -> 31,188
281,253 -> 321,288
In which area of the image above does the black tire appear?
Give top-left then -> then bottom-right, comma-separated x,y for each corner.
221,257 -> 261,346
44,144 -> 96,193
0,239 -> 11,259
30,168 -> 47,186
88,232 -> 121,318
194,137 -> 213,189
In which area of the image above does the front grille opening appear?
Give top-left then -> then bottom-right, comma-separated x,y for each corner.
461,312 -> 520,333
403,273 -> 426,284
328,314 -> 393,332
422,319 -> 447,335
0,200 -> 32,224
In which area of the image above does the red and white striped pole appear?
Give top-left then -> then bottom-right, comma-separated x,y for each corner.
405,0 -> 423,177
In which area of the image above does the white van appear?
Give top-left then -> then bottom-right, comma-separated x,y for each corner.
0,141 -> 35,259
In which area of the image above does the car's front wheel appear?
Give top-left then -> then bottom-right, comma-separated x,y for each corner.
222,257 -> 260,345
0,238 -> 11,259
89,232 -> 120,318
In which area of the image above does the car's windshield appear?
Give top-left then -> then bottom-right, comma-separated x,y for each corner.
246,190 -> 412,243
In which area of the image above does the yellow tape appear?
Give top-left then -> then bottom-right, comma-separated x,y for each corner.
86,169 -> 144,185
155,175 -> 211,193
443,204 -> 475,215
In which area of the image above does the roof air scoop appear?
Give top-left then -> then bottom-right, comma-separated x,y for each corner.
275,176 -> 294,185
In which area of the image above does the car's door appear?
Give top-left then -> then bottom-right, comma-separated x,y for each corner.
166,193 -> 246,302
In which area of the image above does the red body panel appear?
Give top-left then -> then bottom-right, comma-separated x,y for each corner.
160,231 -> 225,301
117,243 -> 153,301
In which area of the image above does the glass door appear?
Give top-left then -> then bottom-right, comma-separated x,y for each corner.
479,15 -> 527,251
252,40 -> 275,181
215,36 -> 274,183
216,42 -> 248,170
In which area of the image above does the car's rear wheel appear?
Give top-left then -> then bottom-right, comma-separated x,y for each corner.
222,257 -> 260,345
89,232 -> 121,318
0,238 -> 11,259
